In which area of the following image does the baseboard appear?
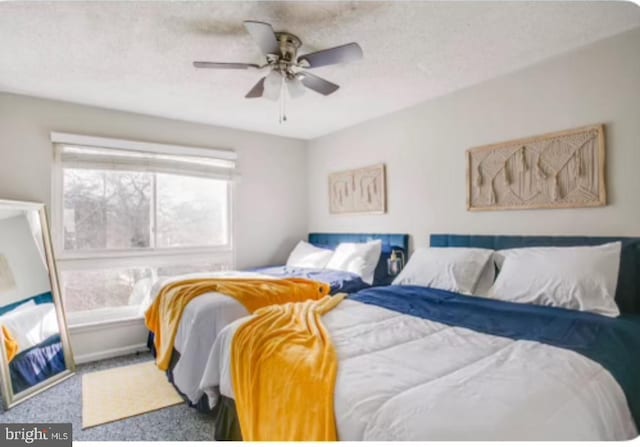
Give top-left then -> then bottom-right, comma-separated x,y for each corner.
74,343 -> 150,365
68,315 -> 149,364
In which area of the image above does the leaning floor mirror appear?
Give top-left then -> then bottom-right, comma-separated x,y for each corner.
0,199 -> 75,408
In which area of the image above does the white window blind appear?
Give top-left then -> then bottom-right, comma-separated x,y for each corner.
51,132 -> 237,180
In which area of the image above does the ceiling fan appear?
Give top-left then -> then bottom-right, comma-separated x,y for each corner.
193,20 -> 363,102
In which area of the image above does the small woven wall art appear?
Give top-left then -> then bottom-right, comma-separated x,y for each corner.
329,163 -> 386,214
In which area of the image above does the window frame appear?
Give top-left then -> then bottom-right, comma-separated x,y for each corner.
50,133 -> 237,321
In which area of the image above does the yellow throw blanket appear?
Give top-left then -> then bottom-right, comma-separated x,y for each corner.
232,294 -> 346,441
145,278 -> 330,371
2,325 -> 19,363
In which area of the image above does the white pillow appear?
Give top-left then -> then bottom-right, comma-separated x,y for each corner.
326,240 -> 382,285
488,242 -> 621,317
1,303 -> 59,353
286,241 -> 334,269
392,247 -> 495,294
473,258 -> 497,296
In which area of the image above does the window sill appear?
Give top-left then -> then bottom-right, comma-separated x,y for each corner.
67,306 -> 145,332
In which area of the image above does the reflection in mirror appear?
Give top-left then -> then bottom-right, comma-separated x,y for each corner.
0,200 -> 74,408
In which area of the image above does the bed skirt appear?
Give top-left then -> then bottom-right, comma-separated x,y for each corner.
148,331 -> 215,414
213,396 -> 242,441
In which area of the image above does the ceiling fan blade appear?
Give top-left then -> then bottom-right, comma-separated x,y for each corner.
297,42 -> 363,68
245,77 -> 266,98
243,20 -> 280,56
193,61 -> 260,70
299,72 -> 339,96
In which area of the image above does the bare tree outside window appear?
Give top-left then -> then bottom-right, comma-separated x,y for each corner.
60,168 -> 230,314
63,169 -> 152,250
156,173 -> 228,247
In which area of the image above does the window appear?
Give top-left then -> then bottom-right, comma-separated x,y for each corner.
51,133 -> 236,325
62,170 -> 229,250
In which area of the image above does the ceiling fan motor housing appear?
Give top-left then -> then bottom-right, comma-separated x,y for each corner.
274,32 -> 302,62
268,32 -> 303,79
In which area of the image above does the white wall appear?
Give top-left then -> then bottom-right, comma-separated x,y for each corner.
0,92 -> 308,361
0,214 -> 51,307
307,28 -> 640,250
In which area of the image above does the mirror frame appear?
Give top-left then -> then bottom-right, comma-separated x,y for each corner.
0,199 -> 75,409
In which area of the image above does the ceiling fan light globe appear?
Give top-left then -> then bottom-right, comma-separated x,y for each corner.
263,70 -> 282,101
288,78 -> 306,98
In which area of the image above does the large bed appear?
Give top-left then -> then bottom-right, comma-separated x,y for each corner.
146,232 -> 409,408
202,234 -> 640,441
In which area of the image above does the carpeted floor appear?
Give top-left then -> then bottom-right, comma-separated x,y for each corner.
0,352 -> 216,441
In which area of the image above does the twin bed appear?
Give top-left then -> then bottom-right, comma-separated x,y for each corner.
145,233 -> 640,441
146,233 -> 409,409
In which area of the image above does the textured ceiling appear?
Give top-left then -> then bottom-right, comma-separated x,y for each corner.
1,1 -> 639,139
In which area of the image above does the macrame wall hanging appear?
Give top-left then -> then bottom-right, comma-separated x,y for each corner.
329,164 -> 386,214
467,124 -> 606,211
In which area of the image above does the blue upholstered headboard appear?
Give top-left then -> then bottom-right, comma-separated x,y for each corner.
308,233 -> 410,286
0,291 -> 54,317
430,234 -> 640,315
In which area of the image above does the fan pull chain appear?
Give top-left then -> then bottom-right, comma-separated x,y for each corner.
279,76 -> 287,124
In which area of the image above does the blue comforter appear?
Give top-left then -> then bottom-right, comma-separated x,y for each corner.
350,285 -> 640,428
252,266 -> 369,294
10,334 -> 66,394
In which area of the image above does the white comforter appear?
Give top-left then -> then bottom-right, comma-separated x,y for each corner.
201,299 -> 638,441
147,271 -> 273,403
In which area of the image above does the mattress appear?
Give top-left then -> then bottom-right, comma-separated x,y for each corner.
148,267 -> 368,404
204,286 -> 640,441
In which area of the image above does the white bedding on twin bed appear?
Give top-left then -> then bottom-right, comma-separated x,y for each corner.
148,271 -> 272,403
200,299 -> 638,441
